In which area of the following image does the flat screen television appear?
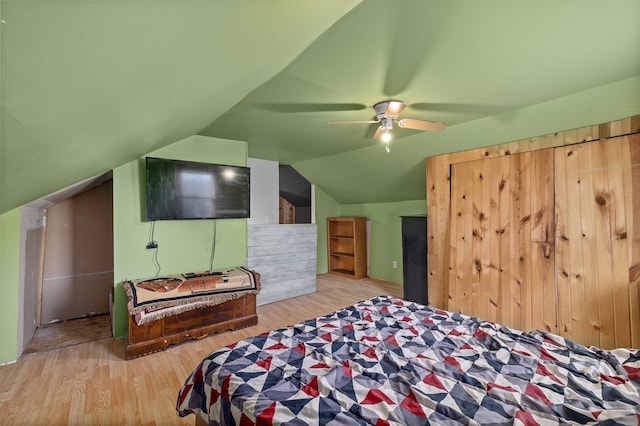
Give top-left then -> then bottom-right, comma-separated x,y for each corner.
145,157 -> 250,221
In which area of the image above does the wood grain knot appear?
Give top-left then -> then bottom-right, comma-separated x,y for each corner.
474,259 -> 481,273
595,193 -> 607,206
567,150 -> 573,157
629,263 -> 640,282
560,234 -> 569,241
616,231 -> 627,240
520,215 -> 531,225
498,179 -> 506,191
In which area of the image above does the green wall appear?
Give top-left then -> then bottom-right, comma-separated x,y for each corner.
0,209 -> 21,364
112,135 -> 248,338
313,186 -> 340,274
313,195 -> 426,286
340,200 -> 426,284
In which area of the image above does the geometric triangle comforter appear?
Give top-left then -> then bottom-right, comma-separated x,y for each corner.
176,296 -> 640,425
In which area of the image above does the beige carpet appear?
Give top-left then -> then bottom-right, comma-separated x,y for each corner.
23,314 -> 112,355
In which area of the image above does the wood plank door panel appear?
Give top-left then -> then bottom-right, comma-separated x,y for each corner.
449,149 -> 555,333
555,135 -> 640,349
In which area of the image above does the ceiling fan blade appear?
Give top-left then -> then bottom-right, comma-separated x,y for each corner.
397,118 -> 446,132
365,122 -> 381,139
383,7 -> 430,97
257,102 -> 368,113
373,125 -> 385,139
326,120 -> 379,125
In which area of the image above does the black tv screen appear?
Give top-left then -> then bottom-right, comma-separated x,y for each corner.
145,157 -> 250,221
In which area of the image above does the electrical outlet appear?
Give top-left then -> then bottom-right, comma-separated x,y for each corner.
392,260 -> 398,269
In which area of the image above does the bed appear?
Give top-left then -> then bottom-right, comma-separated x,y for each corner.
176,295 -> 640,425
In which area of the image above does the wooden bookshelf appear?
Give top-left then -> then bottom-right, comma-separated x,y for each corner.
327,217 -> 367,279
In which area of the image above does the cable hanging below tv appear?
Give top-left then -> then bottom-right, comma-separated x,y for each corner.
145,157 -> 250,221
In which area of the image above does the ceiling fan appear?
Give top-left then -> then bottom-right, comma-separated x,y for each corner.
326,100 -> 446,152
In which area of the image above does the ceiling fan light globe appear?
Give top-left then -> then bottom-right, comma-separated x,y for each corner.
381,130 -> 392,143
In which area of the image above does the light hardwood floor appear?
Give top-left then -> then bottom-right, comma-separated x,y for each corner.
0,274 -> 401,425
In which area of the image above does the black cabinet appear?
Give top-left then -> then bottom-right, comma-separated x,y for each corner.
401,215 -> 428,305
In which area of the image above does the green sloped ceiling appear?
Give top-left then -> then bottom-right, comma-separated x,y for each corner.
2,0 -> 639,212
201,0 -> 640,202
0,0 -> 360,213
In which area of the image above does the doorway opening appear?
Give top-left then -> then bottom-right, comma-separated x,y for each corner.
20,172 -> 114,355
279,165 -> 311,224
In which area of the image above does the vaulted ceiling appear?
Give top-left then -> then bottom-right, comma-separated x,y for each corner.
2,0 -> 639,214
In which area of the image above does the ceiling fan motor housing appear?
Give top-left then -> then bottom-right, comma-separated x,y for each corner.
326,99 -> 445,133
373,100 -> 405,119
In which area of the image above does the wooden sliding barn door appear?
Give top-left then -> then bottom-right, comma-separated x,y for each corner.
449,149 -> 556,334
555,134 -> 640,349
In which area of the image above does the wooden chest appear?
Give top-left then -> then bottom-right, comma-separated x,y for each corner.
126,293 -> 257,359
